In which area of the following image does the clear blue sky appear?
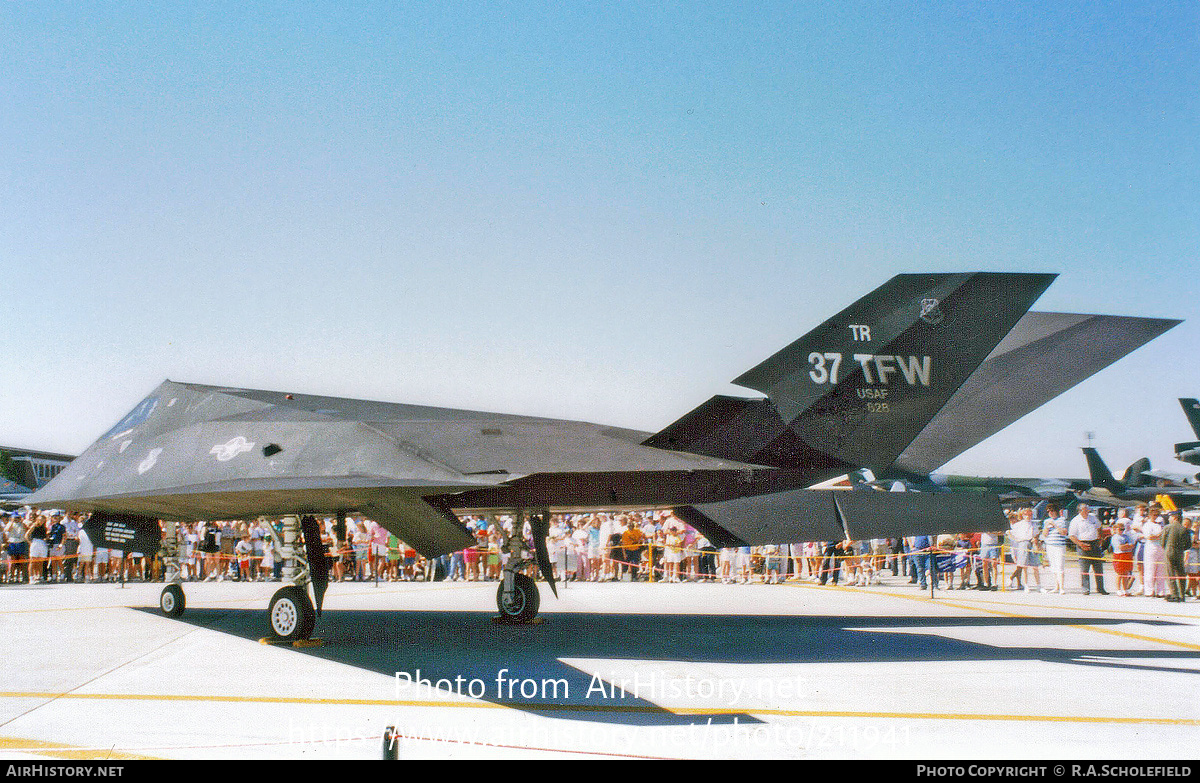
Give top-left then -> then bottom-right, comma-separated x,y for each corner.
2,2 -> 1197,479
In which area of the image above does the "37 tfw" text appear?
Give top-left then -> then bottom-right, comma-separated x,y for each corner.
807,353 -> 932,386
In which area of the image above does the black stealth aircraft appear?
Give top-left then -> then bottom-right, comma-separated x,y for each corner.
26,272 -> 1175,638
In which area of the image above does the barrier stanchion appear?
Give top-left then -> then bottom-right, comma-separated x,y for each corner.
930,546 -> 936,599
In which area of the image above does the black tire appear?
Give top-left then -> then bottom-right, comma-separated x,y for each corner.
159,584 -> 185,617
496,573 -> 540,623
269,585 -> 316,641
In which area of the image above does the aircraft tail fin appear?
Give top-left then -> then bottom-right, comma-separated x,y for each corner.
647,272 -> 1056,479
892,312 -> 1180,476
1083,447 -> 1124,492
1122,457 -> 1152,488
1181,399 -> 1200,439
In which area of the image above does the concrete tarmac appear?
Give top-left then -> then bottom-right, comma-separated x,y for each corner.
0,574 -> 1197,759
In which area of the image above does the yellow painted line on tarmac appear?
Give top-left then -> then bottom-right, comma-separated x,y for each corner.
981,597 -> 1197,622
1064,622 -> 1200,650
0,690 -> 1194,727
915,597 -> 1200,651
696,709 -> 1200,726
886,594 -> 1200,652
920,587 -> 1200,621
0,734 -> 159,760
790,582 -> 1200,652
790,579 -> 1192,617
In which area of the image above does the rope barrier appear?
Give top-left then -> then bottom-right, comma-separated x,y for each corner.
3,537 -> 1196,592
0,544 -> 1189,572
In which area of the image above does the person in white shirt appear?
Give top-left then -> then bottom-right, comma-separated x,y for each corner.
1041,508 -> 1069,594
1008,509 -> 1040,592
599,515 -> 618,581
571,522 -> 590,582
979,530 -> 1000,591
1068,503 -> 1108,595
1141,512 -> 1168,597
76,523 -> 94,583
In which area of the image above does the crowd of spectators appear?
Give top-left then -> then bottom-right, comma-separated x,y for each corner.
1,503 -> 1196,601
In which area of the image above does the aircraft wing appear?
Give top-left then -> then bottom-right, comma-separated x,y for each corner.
1140,468 -> 1196,486
25,382 -> 509,556
26,381 -> 756,557
892,312 -> 1180,476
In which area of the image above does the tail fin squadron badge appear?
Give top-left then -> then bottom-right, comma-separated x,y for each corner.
919,298 -> 944,325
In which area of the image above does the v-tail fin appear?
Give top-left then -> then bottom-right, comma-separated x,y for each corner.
646,272 -> 1056,481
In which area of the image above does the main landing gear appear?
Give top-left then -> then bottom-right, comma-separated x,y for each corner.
159,520 -> 186,617
156,515 -> 323,643
264,514 -> 322,642
494,508 -> 553,624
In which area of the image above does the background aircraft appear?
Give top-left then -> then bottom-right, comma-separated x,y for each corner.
1076,447 -> 1200,508
873,471 -> 1088,502
0,478 -> 35,508
1174,398 -> 1200,469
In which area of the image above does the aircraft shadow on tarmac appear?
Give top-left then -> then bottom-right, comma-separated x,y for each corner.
137,606 -> 1200,727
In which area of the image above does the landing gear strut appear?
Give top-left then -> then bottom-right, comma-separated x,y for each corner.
266,515 -> 319,641
495,508 -> 548,624
154,516 -> 323,642
158,519 -> 186,617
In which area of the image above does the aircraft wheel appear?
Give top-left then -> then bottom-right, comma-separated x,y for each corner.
269,586 -> 315,641
496,573 -> 540,623
159,584 -> 185,617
